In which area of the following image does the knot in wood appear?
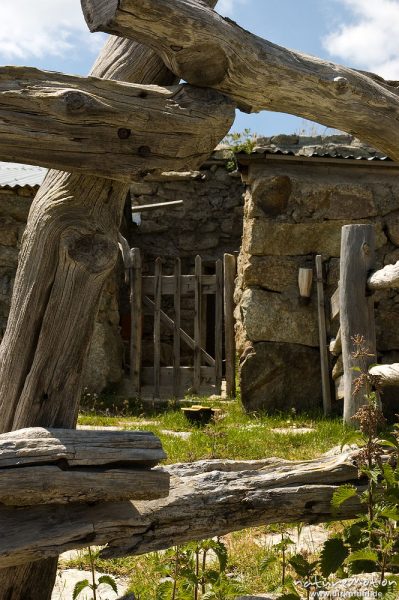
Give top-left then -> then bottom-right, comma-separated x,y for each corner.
65,233 -> 118,274
63,91 -> 89,113
333,76 -> 349,93
138,145 -> 151,158
118,128 -> 131,139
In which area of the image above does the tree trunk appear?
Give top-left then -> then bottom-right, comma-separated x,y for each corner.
82,0 -> 399,160
0,18 -> 218,600
0,452 -> 364,569
0,66 -> 233,180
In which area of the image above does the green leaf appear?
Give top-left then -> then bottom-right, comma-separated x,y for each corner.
345,548 -> 378,564
288,554 -> 316,578
331,484 -> 358,509
98,575 -> 118,594
351,366 -> 362,372
381,463 -> 396,486
319,537 -> 349,577
208,539 -> 228,572
72,579 -> 90,600
259,554 -> 278,572
156,580 -> 174,600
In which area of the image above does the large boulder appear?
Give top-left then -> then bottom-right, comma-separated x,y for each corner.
240,342 -> 322,413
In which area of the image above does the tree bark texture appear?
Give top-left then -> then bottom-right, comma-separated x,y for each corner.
0,452 -> 364,569
0,67 -> 233,181
82,0 -> 399,160
0,1 -> 216,593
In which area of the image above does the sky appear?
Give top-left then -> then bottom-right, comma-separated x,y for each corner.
1,0 -> 399,136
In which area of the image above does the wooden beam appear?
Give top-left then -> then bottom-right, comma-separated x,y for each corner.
0,66 -> 234,182
131,200 -> 183,212
193,255 -> 203,394
82,0 -> 399,160
224,254 -> 236,397
173,258 -> 181,398
340,225 -> 377,424
368,261 -> 399,290
131,248 -> 143,395
153,258 -> 162,400
0,451 -> 364,568
316,256 -> 332,416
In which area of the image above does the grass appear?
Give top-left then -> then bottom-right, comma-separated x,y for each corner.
66,394 -> 352,597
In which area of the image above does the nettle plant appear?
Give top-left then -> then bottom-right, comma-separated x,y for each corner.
316,336 -> 399,595
223,128 -> 258,171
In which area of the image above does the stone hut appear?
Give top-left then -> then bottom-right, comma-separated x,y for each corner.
235,135 -> 399,413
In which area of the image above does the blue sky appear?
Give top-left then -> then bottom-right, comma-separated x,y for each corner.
2,0 -> 399,136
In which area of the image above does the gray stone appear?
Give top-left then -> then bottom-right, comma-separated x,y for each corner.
385,210 -> 399,245
252,175 -> 292,217
243,218 -> 387,257
238,288 -> 319,347
238,254 -> 306,293
0,191 -> 33,221
240,342 -> 322,413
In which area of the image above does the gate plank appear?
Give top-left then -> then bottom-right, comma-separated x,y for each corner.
173,258 -> 181,398
224,254 -> 236,397
193,255 -> 202,393
131,248 -> 142,395
154,258 -> 162,400
215,259 -> 223,395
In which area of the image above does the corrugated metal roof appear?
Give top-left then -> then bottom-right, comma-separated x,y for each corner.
0,162 -> 47,188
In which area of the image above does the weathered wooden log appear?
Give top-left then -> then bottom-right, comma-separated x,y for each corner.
0,67 -> 233,182
368,261 -> 399,290
369,363 -> 399,385
82,0 -> 399,161
0,428 -> 169,505
340,225 -> 376,424
0,452 -> 364,568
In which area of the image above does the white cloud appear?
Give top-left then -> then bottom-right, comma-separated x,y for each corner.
324,0 -> 399,79
217,0 -> 248,17
0,0 -> 101,60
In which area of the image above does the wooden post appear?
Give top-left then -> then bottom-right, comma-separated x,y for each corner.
173,258 -> 181,399
224,253 -> 236,398
215,259 -> 223,395
315,256 -> 332,416
154,257 -> 162,400
130,248 -> 142,395
340,225 -> 376,424
193,255 -> 202,394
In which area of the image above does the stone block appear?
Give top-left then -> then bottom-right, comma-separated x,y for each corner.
385,210 -> 399,246
238,288 -> 319,347
83,322 -> 123,393
239,255 -> 306,292
0,193 -> 33,221
0,218 -> 19,246
240,342 -> 322,413
243,219 -> 387,257
251,175 -> 292,217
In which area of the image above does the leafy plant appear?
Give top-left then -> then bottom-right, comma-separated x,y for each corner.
73,547 -> 118,600
223,129 -> 258,171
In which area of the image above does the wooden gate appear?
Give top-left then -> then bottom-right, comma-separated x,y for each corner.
119,242 -> 236,399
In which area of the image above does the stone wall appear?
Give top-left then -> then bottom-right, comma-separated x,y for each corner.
235,136 -> 399,414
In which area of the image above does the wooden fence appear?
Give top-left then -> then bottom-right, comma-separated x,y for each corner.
328,224 -> 399,423
119,240 -> 236,399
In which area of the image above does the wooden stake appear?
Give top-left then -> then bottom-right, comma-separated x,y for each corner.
224,254 -> 236,397
340,225 -> 376,424
173,258 -> 181,399
315,256 -> 332,416
130,248 -> 142,395
154,257 -> 162,400
215,259 -> 223,395
193,255 -> 202,394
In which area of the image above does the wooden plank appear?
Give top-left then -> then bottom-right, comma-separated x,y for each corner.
316,255 -> 332,416
224,254 -> 236,397
0,427 -> 166,468
173,258 -> 181,398
330,285 -> 340,320
367,260 -> 399,290
143,296 -> 215,367
153,257 -> 162,400
142,274 -> 216,296
130,248 -> 142,395
215,259 -> 223,395
193,255 -> 202,394
340,225 -> 377,424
